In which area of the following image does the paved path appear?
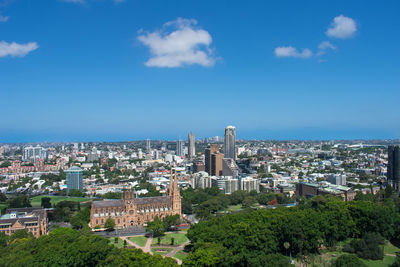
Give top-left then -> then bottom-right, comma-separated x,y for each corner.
143,236 -> 153,254
165,240 -> 190,265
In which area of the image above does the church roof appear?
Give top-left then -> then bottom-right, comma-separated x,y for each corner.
134,196 -> 171,205
92,199 -> 124,208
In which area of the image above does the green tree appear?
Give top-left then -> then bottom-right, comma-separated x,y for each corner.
7,195 -> 31,208
104,218 -> 115,231
68,189 -> 85,197
332,254 -> 367,267
41,197 -> 52,208
146,217 -> 165,237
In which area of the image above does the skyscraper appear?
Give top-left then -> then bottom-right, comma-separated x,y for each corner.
176,140 -> 184,157
66,166 -> 83,193
205,144 -> 220,175
188,132 -> 195,160
146,139 -> 151,152
388,145 -> 400,192
224,126 -> 236,160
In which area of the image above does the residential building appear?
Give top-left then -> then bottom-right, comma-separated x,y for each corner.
240,176 -> 259,192
211,152 -> 224,176
214,177 -> 239,194
224,126 -> 236,159
176,140 -> 184,157
188,132 -> 195,160
66,166 -> 83,193
328,174 -> 347,185
23,146 -> 47,161
222,158 -> 240,177
205,144 -> 220,175
191,171 -> 212,189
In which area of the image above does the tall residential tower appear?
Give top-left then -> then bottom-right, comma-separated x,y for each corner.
188,132 -> 195,160
224,126 -> 236,160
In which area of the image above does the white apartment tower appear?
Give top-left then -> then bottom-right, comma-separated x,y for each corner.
188,132 -> 195,160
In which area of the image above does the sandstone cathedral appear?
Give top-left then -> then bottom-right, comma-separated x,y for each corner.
90,169 -> 181,228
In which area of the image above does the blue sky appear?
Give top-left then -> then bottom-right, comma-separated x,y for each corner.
0,0 -> 399,142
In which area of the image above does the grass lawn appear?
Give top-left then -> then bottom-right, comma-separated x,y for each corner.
152,233 -> 188,246
31,195 -> 90,207
361,256 -> 396,267
151,247 -> 173,255
227,204 -> 242,212
108,237 -> 125,249
384,242 -> 400,255
174,250 -> 188,260
128,236 -> 148,247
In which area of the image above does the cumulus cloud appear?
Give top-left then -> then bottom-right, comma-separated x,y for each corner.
0,41 -> 39,57
326,15 -> 357,39
274,46 -> 312,58
0,15 -> 9,22
138,18 -> 216,68
316,41 -> 337,56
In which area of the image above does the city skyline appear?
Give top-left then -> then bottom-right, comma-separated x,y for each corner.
1,0 -> 399,142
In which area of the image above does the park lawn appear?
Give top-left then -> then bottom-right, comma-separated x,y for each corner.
108,237 -> 125,248
227,204 -> 242,212
174,250 -> 188,260
31,195 -> 90,207
151,247 -> 173,255
152,233 -> 188,246
361,256 -> 396,267
384,242 -> 400,255
128,236 -> 148,247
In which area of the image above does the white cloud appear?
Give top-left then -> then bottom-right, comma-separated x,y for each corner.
0,41 -> 39,57
0,15 -> 9,22
326,15 -> 357,39
60,0 -> 85,4
274,46 -> 312,58
316,41 -> 337,56
138,18 -> 216,68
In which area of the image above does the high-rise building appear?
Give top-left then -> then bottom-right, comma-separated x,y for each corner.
205,144 -> 220,175
188,132 -> 195,160
224,126 -> 236,159
146,139 -> 151,152
176,140 -> 184,157
239,177 -> 260,193
191,172 -> 212,189
211,152 -> 224,176
23,146 -> 47,162
66,166 -> 83,193
222,158 -> 240,177
388,145 -> 400,191
328,174 -> 347,186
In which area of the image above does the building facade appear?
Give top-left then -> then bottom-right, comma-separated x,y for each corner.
240,177 -> 260,192
176,140 -> 184,157
0,208 -> 48,238
66,166 -> 84,193
388,145 -> 400,192
90,169 -> 181,228
224,126 -> 236,160
205,144 -> 220,175
328,174 -> 347,186
188,132 -> 195,160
